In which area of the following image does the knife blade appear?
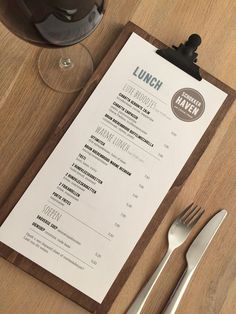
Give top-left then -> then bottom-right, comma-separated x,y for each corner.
163,209 -> 227,314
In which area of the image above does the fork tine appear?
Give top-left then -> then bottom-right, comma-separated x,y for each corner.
184,206 -> 201,224
178,202 -> 194,220
182,205 -> 200,223
187,209 -> 205,228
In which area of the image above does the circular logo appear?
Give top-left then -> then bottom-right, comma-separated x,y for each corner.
171,88 -> 205,122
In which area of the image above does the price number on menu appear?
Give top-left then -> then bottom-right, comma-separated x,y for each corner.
106,173 -> 151,240
91,252 -> 102,266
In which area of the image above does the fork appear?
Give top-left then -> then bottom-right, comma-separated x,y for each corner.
126,203 -> 205,314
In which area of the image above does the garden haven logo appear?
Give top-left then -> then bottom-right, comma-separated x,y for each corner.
171,88 -> 205,122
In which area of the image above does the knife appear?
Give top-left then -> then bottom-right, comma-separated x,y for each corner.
163,209 -> 227,314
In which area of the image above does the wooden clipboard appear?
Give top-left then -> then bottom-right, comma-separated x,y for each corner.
0,22 -> 235,313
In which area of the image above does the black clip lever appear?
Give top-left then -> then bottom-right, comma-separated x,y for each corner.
156,34 -> 202,81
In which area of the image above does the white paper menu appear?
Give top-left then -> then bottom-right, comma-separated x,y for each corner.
0,33 -> 227,303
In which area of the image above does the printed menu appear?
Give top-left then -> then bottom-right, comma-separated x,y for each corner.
0,33 -> 227,303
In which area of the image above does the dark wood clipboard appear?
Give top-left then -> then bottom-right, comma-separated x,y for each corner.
0,22 -> 235,314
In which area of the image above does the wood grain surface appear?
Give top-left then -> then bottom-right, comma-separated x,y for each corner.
0,0 -> 235,313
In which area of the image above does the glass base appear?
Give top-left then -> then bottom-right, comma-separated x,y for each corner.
38,44 -> 94,93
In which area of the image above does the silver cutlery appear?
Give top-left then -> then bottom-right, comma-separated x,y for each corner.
126,203 -> 205,314
163,209 -> 227,314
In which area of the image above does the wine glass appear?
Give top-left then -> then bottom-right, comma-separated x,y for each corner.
0,0 -> 105,93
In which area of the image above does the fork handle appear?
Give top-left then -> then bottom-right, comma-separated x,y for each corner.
162,267 -> 194,314
126,249 -> 173,314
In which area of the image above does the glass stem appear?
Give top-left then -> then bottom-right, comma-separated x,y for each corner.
59,49 -> 74,70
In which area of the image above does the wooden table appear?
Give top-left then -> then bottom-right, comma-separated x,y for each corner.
0,1 -> 235,313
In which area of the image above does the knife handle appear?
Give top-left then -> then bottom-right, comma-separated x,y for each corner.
162,267 -> 194,314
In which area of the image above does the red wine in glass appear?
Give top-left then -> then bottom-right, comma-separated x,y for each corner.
0,0 -> 105,92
